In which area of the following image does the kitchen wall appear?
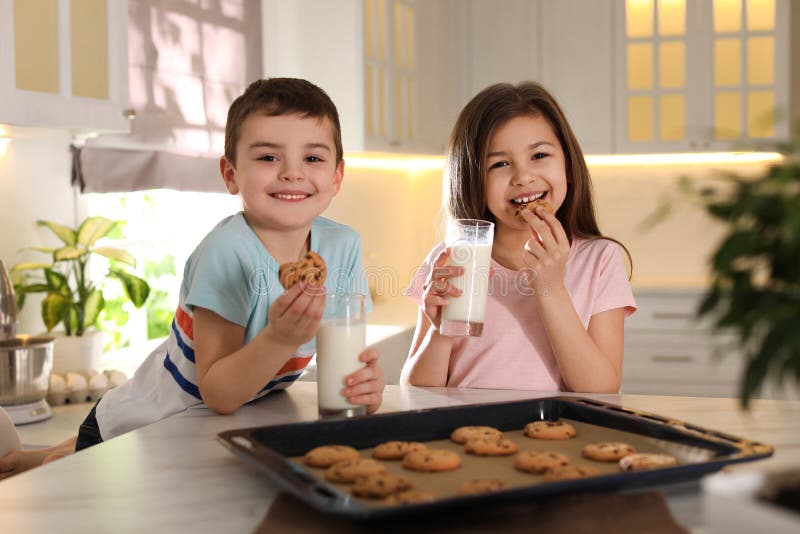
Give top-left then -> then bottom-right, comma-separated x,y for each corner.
0,130 -> 88,334
0,130 -> 775,335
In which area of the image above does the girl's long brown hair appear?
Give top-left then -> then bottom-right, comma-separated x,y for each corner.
445,81 -> 632,273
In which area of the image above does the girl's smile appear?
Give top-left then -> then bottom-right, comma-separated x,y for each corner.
484,114 -> 568,237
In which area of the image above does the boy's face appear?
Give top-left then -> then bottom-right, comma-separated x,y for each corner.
220,113 -> 344,232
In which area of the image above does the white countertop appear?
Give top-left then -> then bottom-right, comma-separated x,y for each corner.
2,383 -> 799,533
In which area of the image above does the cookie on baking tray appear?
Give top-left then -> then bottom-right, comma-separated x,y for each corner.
450,426 -> 503,444
523,420 -> 577,440
384,489 -> 437,505
402,449 -> 461,472
351,472 -> 413,498
619,452 -> 678,472
279,251 -> 327,289
543,464 -> 602,482
514,450 -> 571,474
325,458 -> 386,483
457,479 -> 506,496
464,437 -> 519,457
372,440 -> 428,461
582,442 -> 637,462
303,445 -> 360,468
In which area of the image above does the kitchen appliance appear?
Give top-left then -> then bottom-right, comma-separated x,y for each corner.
218,396 -> 773,520
0,259 -> 17,341
0,336 -> 55,425
0,260 -> 54,424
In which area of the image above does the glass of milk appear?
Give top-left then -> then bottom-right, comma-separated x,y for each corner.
316,294 -> 367,419
440,219 -> 494,337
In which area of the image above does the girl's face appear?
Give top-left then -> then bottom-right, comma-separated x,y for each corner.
484,114 -> 568,235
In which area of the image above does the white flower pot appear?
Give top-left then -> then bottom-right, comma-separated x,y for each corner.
50,330 -> 104,374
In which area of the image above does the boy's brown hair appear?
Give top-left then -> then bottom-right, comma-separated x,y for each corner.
224,78 -> 343,165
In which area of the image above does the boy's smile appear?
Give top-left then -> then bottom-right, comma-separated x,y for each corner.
221,113 -> 344,234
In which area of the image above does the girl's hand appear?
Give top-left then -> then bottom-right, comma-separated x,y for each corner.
265,283 -> 326,349
520,207 -> 570,295
344,348 -> 385,414
421,248 -> 463,329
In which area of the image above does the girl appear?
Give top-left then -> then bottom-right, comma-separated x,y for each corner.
400,82 -> 636,393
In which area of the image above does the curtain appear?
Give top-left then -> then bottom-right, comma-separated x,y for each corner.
73,0 -> 262,193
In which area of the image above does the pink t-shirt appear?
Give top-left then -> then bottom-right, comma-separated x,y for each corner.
405,238 -> 637,391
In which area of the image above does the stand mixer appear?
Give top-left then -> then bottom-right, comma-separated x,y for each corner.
0,260 -> 53,424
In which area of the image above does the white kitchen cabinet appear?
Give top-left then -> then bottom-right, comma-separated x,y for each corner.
0,0 -> 130,133
539,0 -> 616,154
457,0 -> 617,154
457,0 -> 541,104
614,0 -> 791,153
623,289 -> 745,398
261,0 -> 460,155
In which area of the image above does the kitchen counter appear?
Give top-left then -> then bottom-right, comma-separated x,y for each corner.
1,382 -> 799,533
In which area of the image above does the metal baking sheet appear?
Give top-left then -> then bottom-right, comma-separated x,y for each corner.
217,396 -> 773,520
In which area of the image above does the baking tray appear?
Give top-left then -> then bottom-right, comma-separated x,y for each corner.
217,396 -> 773,520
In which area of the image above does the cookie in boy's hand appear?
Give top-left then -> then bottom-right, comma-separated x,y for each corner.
279,251 -> 327,289
515,199 -> 553,221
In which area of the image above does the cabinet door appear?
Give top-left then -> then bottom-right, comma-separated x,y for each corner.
540,0 -> 615,154
0,0 -> 129,132
614,0 -> 789,153
614,0 -> 698,153
458,0 -> 541,104
363,0 -> 459,154
696,0 -> 790,149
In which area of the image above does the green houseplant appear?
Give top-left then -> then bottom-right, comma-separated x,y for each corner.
646,137 -> 800,407
11,216 -> 150,336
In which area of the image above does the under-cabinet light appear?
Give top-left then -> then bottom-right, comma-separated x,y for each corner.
343,151 -> 783,172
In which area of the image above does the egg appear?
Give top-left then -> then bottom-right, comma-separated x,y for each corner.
65,372 -> 88,391
49,373 -> 66,393
104,370 -> 128,388
88,373 -> 109,390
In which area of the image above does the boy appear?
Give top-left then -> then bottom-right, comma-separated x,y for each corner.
0,78 -> 384,476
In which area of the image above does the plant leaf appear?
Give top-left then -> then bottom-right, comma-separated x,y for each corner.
93,246 -> 136,267
82,289 -> 105,329
53,246 -> 87,262
77,217 -> 118,249
44,269 -> 70,294
14,283 -> 50,295
41,293 -> 71,332
37,220 -> 77,246
108,269 -> 150,308
18,247 -> 54,254
10,262 -> 52,272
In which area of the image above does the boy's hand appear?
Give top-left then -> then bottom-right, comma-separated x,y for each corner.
421,248 -> 463,329
344,348 -> 385,414
265,283 -> 326,349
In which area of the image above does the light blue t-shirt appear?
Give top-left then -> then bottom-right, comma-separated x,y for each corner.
95,212 -> 371,440
183,212 -> 371,353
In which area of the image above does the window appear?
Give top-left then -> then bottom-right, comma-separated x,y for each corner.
88,190 -> 241,374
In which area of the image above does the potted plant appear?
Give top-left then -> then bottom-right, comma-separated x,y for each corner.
645,134 -> 799,407
11,216 -> 150,373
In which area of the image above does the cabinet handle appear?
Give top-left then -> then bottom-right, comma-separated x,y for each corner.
651,355 -> 694,363
651,312 -> 694,320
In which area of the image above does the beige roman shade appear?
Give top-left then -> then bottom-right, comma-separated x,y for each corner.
72,0 -> 262,193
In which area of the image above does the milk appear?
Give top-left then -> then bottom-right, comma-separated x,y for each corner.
441,243 -> 493,327
316,321 -> 366,412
